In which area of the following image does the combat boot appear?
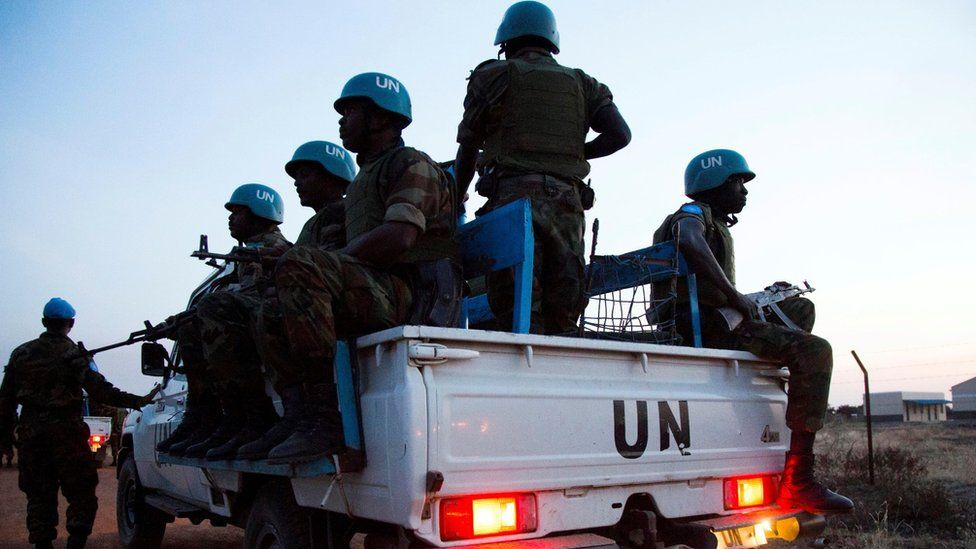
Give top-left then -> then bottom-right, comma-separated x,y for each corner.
166,410 -> 220,457
777,452 -> 854,514
33,542 -> 54,549
66,534 -> 88,549
156,401 -> 208,453
236,385 -> 305,460
267,383 -> 345,464
183,399 -> 245,459
206,394 -> 279,461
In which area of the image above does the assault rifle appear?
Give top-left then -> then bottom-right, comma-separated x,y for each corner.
191,235 -> 264,268
717,281 -> 816,331
77,309 -> 196,357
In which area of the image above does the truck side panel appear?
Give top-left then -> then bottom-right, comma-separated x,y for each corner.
291,341 -> 430,529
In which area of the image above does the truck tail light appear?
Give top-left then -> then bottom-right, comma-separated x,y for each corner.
440,494 -> 537,541
88,434 -> 105,451
723,476 -> 778,510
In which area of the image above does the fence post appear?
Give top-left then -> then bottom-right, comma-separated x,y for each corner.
851,350 -> 875,485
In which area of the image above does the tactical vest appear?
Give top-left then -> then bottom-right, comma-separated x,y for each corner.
652,202 -> 735,308
345,146 -> 456,265
482,58 -> 590,180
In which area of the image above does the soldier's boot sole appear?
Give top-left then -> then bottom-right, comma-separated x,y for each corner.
166,423 -> 219,456
265,422 -> 344,465
265,436 -> 344,465
205,422 -> 274,461
156,417 -> 201,453
235,418 -> 297,460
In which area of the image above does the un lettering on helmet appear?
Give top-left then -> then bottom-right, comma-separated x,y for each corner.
325,143 -> 345,160
701,156 -> 723,170
375,76 -> 400,94
256,189 -> 276,204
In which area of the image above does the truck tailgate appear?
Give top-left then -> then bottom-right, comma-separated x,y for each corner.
377,327 -> 786,517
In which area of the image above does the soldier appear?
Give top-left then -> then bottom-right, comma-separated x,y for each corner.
158,184 -> 292,459
652,149 -> 853,513
454,0 -> 631,335
234,140 -> 355,461
0,298 -> 157,549
264,72 -> 458,463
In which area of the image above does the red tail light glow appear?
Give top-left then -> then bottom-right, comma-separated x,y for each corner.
440,494 -> 537,541
88,435 -> 105,451
723,476 -> 778,510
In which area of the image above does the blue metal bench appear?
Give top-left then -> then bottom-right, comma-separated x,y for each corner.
582,240 -> 703,347
457,199 -> 534,334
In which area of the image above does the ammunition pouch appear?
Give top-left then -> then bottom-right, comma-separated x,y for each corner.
474,172 -> 498,199
579,184 -> 595,210
403,258 -> 464,328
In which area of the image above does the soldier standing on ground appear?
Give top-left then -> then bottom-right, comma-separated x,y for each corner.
264,73 -> 458,464
454,0 -> 631,334
0,298 -> 157,549
651,149 -> 853,514
160,184 -> 292,460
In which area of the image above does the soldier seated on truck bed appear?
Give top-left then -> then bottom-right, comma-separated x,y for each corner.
265,72 -> 460,464
158,183 -> 292,459
233,140 -> 355,462
651,149 -> 853,514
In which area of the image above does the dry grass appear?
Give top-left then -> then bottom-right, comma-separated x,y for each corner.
769,419 -> 976,548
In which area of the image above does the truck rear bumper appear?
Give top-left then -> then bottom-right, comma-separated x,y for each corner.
449,533 -> 617,549
691,508 -> 825,548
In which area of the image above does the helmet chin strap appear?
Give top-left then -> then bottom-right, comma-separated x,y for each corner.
726,213 -> 738,227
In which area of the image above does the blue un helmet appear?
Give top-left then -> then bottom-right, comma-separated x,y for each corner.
684,149 -> 756,198
225,183 -> 285,224
43,297 -> 76,319
285,141 -> 356,184
495,1 -> 560,54
333,72 -> 412,128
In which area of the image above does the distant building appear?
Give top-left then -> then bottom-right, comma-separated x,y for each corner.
950,377 -> 976,419
865,391 -> 949,422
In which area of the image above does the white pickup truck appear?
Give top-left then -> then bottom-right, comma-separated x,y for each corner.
118,322 -> 827,549
116,203 -> 827,549
83,414 -> 111,468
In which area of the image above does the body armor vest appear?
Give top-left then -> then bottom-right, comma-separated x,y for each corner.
652,202 -> 736,308
345,146 -> 455,265
482,59 -> 589,180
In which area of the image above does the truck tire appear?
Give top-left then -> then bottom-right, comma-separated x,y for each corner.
117,456 -> 166,549
94,447 -> 107,468
245,480 -> 312,549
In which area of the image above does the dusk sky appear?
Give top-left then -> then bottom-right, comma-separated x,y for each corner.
2,1 -> 974,406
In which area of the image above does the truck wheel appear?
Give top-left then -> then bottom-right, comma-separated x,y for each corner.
94,447 -> 107,469
245,481 -> 312,549
117,457 -> 166,549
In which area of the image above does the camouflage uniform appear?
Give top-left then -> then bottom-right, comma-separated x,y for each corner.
0,333 -> 145,545
653,202 -> 832,433
252,202 -> 346,389
195,226 -> 292,400
274,142 -> 455,386
458,48 -> 614,334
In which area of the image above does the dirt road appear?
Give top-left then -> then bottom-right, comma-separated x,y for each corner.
0,460 -> 243,549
